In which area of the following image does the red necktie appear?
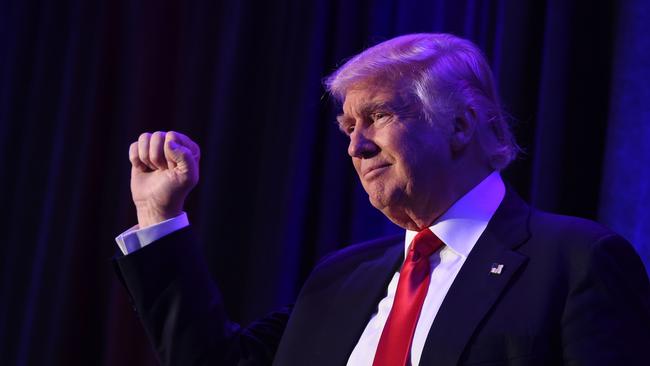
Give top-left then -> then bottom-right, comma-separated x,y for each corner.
373,228 -> 443,366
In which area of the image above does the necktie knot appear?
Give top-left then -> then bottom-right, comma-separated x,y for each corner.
409,228 -> 443,261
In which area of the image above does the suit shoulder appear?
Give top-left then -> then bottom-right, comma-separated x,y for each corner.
524,209 -> 641,269
313,234 -> 404,272
528,209 -> 619,245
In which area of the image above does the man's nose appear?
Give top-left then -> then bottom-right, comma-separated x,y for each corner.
348,129 -> 379,159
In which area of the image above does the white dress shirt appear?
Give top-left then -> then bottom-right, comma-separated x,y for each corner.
347,171 -> 505,365
115,172 -> 505,366
115,213 -> 189,255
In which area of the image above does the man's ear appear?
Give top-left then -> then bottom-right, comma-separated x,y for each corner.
450,107 -> 477,152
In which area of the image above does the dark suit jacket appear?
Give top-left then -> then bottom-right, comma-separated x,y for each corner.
113,190 -> 650,365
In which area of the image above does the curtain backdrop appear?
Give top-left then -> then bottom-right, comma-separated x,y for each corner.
1,0 -> 648,364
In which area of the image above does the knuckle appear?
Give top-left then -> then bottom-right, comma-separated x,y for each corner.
138,132 -> 152,141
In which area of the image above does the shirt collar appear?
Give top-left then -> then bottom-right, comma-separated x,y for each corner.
404,171 -> 506,259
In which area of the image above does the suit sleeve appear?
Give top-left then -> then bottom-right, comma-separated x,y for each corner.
561,233 -> 650,365
112,226 -> 289,366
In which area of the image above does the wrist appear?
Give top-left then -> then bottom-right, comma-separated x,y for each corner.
135,201 -> 182,228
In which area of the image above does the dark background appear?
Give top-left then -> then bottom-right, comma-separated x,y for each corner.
1,0 -> 649,365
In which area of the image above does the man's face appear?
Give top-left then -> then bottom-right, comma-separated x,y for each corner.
338,82 -> 457,229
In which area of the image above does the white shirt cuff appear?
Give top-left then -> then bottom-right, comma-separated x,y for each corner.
115,212 -> 190,255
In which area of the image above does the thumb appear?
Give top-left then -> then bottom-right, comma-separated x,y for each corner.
165,139 -> 196,172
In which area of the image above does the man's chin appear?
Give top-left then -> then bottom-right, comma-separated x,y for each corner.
369,198 -> 415,230
366,189 -> 385,208
367,190 -> 396,213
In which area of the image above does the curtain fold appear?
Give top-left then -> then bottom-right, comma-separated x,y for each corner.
599,0 -> 650,275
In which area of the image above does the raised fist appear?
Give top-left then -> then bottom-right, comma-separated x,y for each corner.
129,131 -> 200,228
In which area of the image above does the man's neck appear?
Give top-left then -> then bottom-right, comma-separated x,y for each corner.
389,167 -> 495,231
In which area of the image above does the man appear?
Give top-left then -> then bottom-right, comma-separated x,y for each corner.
113,34 -> 650,365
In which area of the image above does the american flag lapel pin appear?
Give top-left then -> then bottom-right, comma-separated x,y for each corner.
490,263 -> 504,275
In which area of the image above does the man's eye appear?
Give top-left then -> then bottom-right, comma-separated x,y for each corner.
371,112 -> 388,121
346,125 -> 355,135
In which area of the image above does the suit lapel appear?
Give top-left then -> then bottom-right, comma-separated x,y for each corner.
317,238 -> 404,365
419,189 -> 531,365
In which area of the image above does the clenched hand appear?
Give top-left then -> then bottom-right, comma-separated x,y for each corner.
129,131 -> 200,228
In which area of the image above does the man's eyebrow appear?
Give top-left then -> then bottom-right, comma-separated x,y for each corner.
359,101 -> 392,115
339,101 -> 393,121
336,101 -> 395,131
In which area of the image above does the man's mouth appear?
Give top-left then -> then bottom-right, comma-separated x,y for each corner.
362,164 -> 391,180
